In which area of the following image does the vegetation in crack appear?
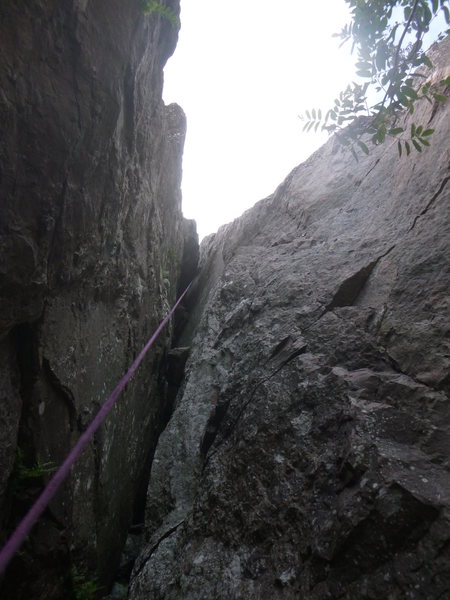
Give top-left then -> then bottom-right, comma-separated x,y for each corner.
301,0 -> 450,158
138,0 -> 179,27
13,447 -> 55,482
71,566 -> 101,600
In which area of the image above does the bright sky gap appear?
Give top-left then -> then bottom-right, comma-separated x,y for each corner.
163,0 -> 447,240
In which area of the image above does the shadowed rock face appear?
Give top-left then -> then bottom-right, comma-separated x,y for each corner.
0,0 -> 198,597
130,38 -> 450,599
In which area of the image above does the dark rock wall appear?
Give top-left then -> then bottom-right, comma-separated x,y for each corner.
0,0 -> 197,597
130,38 -> 450,599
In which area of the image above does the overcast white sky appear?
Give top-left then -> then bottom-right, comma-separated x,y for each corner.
162,1 -> 445,239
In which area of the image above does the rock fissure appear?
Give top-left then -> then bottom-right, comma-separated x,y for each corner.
409,172 -> 450,231
132,519 -> 186,581
202,341 -> 308,471
362,156 -> 382,180
47,176 -> 68,281
385,349 -> 445,394
42,358 -> 77,432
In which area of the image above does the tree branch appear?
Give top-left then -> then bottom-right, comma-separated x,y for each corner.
380,0 -> 422,110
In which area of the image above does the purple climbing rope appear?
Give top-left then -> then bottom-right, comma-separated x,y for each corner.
0,282 -> 191,574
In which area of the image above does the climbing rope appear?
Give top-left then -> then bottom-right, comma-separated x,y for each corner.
0,282 -> 191,574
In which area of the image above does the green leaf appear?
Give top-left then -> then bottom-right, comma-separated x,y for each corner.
423,54 -> 433,69
433,94 -> 448,102
398,94 -> 410,108
397,141 -> 402,157
403,86 -> 419,100
376,45 -> 387,70
418,137 -> 430,147
422,128 -> 434,136
412,139 -> 422,152
357,140 -> 369,155
416,125 -> 423,136
356,70 -> 373,78
387,22 -> 400,42
389,127 -> 404,136
405,141 -> 411,156
422,3 -> 432,26
411,123 -> 416,137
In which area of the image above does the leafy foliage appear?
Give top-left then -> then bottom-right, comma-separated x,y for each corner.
14,447 -> 55,481
71,567 -> 101,600
139,0 -> 179,27
301,0 -> 450,158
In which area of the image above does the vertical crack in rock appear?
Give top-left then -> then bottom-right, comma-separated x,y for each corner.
42,358 -> 77,432
202,341 -> 309,461
362,156 -> 381,180
47,176 -> 68,282
132,519 -> 186,581
409,172 -> 450,231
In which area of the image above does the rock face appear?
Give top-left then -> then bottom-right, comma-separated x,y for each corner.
0,0 -> 197,597
130,39 -> 450,599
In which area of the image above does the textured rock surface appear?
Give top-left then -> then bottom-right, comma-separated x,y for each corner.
130,38 -> 450,599
0,0 -> 197,598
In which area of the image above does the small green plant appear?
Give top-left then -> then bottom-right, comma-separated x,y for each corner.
71,566 -> 101,600
167,246 -> 177,264
14,448 -> 55,481
139,0 -> 179,27
164,246 -> 181,279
